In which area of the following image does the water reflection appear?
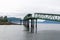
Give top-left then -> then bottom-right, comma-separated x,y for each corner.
0,24 -> 60,40
0,25 -> 35,40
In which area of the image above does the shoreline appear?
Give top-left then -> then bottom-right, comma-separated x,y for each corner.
0,22 -> 21,25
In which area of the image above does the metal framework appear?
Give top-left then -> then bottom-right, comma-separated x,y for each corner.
23,13 -> 60,33
34,13 -> 60,21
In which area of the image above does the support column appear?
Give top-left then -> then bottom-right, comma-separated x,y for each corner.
35,18 -> 37,33
26,19 -> 29,31
31,19 -> 34,33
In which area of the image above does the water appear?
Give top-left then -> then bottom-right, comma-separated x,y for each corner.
36,24 -> 60,40
0,24 -> 60,40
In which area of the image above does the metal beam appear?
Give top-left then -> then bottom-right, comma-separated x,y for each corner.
34,13 -> 60,21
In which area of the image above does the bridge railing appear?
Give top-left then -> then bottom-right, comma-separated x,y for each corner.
34,13 -> 60,21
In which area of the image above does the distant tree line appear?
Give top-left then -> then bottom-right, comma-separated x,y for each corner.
0,16 -> 8,22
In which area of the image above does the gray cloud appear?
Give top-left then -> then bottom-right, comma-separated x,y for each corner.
0,0 -> 60,18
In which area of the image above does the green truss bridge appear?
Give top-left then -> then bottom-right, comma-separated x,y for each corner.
23,13 -> 60,33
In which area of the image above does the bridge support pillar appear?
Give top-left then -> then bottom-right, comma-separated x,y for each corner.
31,19 -> 34,33
35,18 -> 37,33
26,19 -> 29,31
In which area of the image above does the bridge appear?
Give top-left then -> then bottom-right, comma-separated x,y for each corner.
23,13 -> 60,33
34,13 -> 60,21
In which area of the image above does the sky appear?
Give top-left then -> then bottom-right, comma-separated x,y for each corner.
0,0 -> 60,18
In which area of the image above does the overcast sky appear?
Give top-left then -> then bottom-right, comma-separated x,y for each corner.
0,0 -> 60,18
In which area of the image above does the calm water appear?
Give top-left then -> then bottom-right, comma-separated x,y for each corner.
0,24 -> 60,40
